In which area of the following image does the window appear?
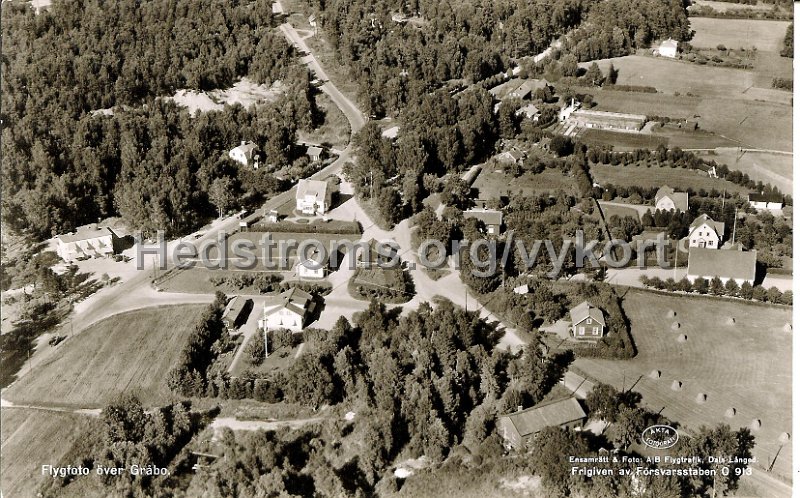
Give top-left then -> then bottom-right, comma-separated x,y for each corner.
593,327 -> 599,335
587,318 -> 592,324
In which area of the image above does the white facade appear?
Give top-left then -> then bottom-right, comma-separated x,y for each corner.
295,179 -> 331,215
655,196 -> 677,211
56,227 -> 116,262
657,39 -> 678,58
297,258 -> 326,279
688,222 -> 721,249
229,141 -> 259,169
260,307 -> 305,332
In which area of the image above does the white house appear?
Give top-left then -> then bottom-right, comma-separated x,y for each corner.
306,145 -> 323,163
687,247 -> 757,286
515,103 -> 541,121
657,39 -> 678,58
296,179 -> 332,215
654,185 -> 689,212
687,214 -> 724,249
56,226 -> 118,262
748,191 -> 783,211
258,287 -> 316,333
497,150 -> 524,165
296,248 -> 328,279
463,208 -> 503,235
229,141 -> 259,169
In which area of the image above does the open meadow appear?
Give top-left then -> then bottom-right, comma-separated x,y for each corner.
589,163 -> 751,194
573,290 -> 792,479
689,18 -> 790,51
696,148 -> 792,195
3,305 -> 207,408
1,409 -> 99,498
473,165 -> 577,200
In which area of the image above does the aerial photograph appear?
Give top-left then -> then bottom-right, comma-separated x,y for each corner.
0,0 -> 794,496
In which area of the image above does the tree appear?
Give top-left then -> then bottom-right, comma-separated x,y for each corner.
724,279 -> 739,297
709,276 -> 724,296
585,383 -> 620,421
609,406 -> 648,449
102,394 -> 147,444
209,176 -> 236,218
739,281 -> 753,300
584,62 -> 604,86
531,427 -> 590,494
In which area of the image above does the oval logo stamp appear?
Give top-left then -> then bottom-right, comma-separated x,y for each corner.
641,425 -> 679,449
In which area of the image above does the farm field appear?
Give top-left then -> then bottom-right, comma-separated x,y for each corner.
649,126 -> 740,149
1,409 -> 98,498
3,304 -> 207,408
473,166 -> 577,200
579,129 -> 667,150
689,18 -> 790,52
573,290 -> 792,479
696,149 -> 792,195
689,0 -> 775,12
589,163 -> 750,194
597,202 -> 644,221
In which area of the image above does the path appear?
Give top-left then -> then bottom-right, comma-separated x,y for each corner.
209,416 -> 324,437
0,398 -> 101,417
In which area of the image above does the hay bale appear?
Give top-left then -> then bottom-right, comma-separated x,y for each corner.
671,380 -> 682,391
671,321 -> 681,330
750,419 -> 761,431
779,432 -> 791,444
695,393 -> 707,404
725,317 -> 735,325
677,334 -> 688,343
783,323 -> 792,333
725,407 -> 736,418
666,310 -> 676,318
649,370 -> 661,379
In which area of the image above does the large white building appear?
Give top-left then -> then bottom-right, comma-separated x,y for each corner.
55,226 -> 118,262
295,179 -> 332,215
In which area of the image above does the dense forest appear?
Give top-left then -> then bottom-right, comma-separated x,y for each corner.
1,0 -> 308,238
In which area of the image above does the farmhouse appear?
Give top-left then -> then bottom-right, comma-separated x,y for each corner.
296,179 -> 332,215
497,150 -> 524,164
259,287 -> 316,333
687,247 -> 757,286
656,38 -> 679,58
570,109 -> 647,131
655,186 -> 689,212
515,103 -> 541,121
55,226 -> 119,262
306,145 -> 323,163
229,141 -> 259,169
748,191 -> 783,211
497,397 -> 587,450
687,214 -> 724,249
222,296 -> 251,333
463,208 -> 503,235
569,301 -> 606,341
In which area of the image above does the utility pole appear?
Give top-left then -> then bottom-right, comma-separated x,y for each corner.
264,329 -> 269,359
732,207 -> 738,244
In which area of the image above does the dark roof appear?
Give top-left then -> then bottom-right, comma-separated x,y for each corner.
57,226 -> 116,243
687,247 -> 757,282
222,296 -> 248,321
501,398 -> 586,438
569,301 -> 605,327
689,214 -> 724,237
749,192 -> 784,204
264,287 -> 312,317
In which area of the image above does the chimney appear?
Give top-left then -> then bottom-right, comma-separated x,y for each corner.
517,405 -> 523,412
241,140 -> 246,146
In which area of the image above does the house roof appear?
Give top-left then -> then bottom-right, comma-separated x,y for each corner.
655,185 -> 689,211
660,39 -> 678,49
463,208 -> 503,227
306,146 -> 323,156
687,247 -> 757,282
231,141 -> 258,155
749,192 -> 784,204
57,226 -> 115,244
569,301 -> 605,327
498,150 -> 524,162
296,179 -> 330,200
382,126 -> 400,139
689,214 -> 724,237
516,103 -> 540,118
264,287 -> 312,317
223,296 -> 249,320
501,397 -> 586,438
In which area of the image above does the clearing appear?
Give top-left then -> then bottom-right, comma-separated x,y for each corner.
168,78 -> 285,114
473,165 -> 578,200
3,304 -> 207,408
695,148 -> 792,195
689,18 -> 790,52
1,409 -> 98,498
573,290 -> 792,479
589,163 -> 750,194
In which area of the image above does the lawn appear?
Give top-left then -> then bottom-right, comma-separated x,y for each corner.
689,18 -> 790,52
231,339 -> 302,377
578,129 -> 667,150
598,203 -> 643,221
590,163 -> 750,194
3,304 -> 207,408
473,165 -> 577,200
1,409 -> 99,498
573,290 -> 792,478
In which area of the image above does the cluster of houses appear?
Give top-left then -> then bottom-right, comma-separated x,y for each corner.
228,141 -> 324,170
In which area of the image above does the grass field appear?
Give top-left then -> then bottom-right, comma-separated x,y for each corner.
590,163 -> 750,194
3,304 -> 207,408
689,18 -> 790,51
598,203 -> 643,221
574,290 -> 792,478
473,166 -> 577,199
690,0 -> 775,12
1,409 -> 99,497
695,149 -> 792,195
578,129 -> 667,150
297,91 -> 351,148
